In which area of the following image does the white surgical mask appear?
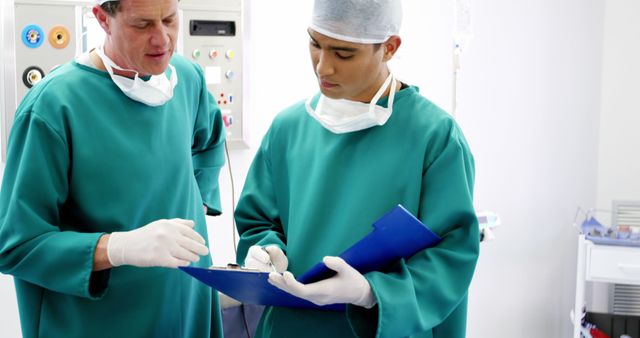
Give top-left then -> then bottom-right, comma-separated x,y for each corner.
95,45 -> 178,107
306,73 -> 397,134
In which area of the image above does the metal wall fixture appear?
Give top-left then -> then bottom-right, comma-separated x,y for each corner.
48,25 -> 70,49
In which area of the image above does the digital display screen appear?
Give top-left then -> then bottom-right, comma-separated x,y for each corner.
190,20 -> 236,36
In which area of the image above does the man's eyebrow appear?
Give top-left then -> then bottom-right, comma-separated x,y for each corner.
329,45 -> 358,52
308,32 -> 359,53
130,11 -> 177,23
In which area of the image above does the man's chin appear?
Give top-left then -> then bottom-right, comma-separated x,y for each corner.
142,56 -> 172,75
319,88 -> 343,100
143,63 -> 171,76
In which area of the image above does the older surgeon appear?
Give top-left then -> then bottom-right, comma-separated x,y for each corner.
0,0 -> 225,337
235,0 -> 480,337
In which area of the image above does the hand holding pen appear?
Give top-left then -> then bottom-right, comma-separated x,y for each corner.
243,245 -> 288,273
261,246 -> 278,273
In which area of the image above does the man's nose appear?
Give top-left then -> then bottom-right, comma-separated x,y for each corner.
149,23 -> 170,48
315,51 -> 334,77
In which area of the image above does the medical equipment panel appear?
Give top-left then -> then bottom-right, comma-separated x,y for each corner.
180,0 -> 248,148
14,2 -> 78,103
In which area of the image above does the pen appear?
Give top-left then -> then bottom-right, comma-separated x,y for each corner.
261,246 -> 278,273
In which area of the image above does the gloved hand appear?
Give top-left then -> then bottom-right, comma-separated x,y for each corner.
268,256 -> 376,308
243,245 -> 288,273
107,219 -> 209,268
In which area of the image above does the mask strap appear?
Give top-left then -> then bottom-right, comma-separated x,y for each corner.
371,73 -> 394,106
387,74 -> 397,108
95,45 -> 140,77
368,73 -> 397,115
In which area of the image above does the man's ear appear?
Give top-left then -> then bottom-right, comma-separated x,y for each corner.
92,5 -> 111,35
382,35 -> 402,62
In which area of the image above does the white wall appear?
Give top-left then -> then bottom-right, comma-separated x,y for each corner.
589,0 -> 640,314
0,271 -> 19,338
461,0 -> 603,337
0,0 -> 4,157
597,1 -> 640,214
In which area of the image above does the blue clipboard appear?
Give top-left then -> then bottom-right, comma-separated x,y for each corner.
180,265 -> 343,310
180,204 -> 441,311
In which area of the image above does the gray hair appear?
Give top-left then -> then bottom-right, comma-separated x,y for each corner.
100,0 -> 180,17
100,1 -> 120,16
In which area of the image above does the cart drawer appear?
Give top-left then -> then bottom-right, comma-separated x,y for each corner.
587,245 -> 640,285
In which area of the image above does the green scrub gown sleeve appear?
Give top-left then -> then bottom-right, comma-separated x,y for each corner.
234,131 -> 287,265
347,124 -> 480,338
191,65 -> 226,216
0,113 -> 109,299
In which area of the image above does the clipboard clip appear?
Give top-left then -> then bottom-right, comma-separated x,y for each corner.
207,263 -> 262,273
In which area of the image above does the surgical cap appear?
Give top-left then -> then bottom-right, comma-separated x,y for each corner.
310,0 -> 402,44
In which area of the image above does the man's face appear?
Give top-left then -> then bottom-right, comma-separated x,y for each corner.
308,29 -> 386,102
102,0 -> 179,76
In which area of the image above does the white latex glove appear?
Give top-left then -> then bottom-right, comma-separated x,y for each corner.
244,245 -> 288,273
268,256 -> 376,308
107,218 -> 209,268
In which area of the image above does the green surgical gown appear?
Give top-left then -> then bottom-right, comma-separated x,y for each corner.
0,55 -> 225,338
235,86 -> 479,338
